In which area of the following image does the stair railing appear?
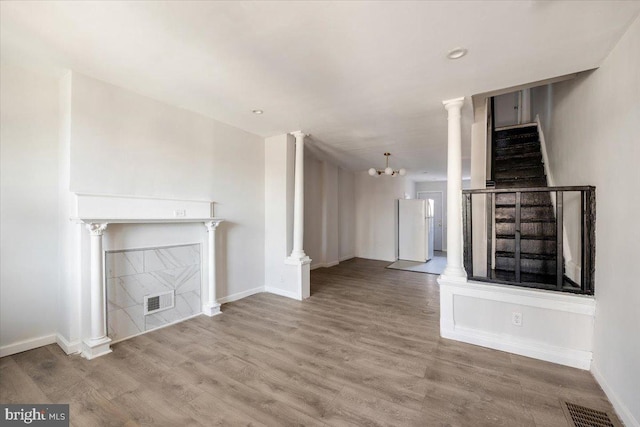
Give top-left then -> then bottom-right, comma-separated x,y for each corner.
462,186 -> 595,295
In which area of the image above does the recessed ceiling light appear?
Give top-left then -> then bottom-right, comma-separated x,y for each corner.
447,47 -> 468,60
252,109 -> 264,115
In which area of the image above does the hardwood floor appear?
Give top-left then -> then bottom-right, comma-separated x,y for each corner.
1,258 -> 616,426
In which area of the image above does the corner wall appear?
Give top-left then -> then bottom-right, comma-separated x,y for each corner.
542,17 -> 640,427
0,64 -> 60,355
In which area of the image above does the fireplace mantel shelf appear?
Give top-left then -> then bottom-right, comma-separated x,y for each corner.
72,217 -> 223,224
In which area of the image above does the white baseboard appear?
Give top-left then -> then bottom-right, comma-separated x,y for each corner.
217,286 -> 264,304
56,334 -> 81,355
339,254 -> 355,262
310,260 -> 340,270
592,363 -> 639,427
110,312 -> 203,345
442,325 -> 592,370
0,334 -> 57,358
265,286 -> 300,301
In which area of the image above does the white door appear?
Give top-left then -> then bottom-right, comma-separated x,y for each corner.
398,199 -> 426,262
493,92 -> 520,127
418,191 -> 443,251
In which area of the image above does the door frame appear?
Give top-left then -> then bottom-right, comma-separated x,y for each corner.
417,190 -> 444,251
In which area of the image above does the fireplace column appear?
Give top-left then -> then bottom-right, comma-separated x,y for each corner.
82,222 -> 112,360
204,219 -> 224,316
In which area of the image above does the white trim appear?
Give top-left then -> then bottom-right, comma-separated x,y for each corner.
73,192 -> 214,203
494,122 -> 537,131
265,286 -> 300,301
339,254 -> 355,262
217,286 -> 265,304
56,334 -> 81,355
310,260 -> 340,270
105,241 -> 202,254
0,334 -> 57,358
442,325 -> 592,370
592,363 -> 640,427
443,278 -> 595,315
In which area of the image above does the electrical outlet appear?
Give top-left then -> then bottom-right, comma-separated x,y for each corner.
512,312 -> 523,327
174,209 -> 186,217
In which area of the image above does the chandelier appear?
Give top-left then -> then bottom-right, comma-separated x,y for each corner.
368,153 -> 406,177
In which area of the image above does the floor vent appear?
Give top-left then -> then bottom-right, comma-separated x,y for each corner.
144,291 -> 175,315
562,401 -> 620,427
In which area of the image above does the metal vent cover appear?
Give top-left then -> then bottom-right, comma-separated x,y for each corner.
562,401 -> 620,427
144,290 -> 175,315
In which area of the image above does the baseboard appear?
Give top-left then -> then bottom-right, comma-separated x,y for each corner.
264,286 -> 300,301
0,334 -> 57,358
56,334 -> 81,355
310,260 -> 340,270
110,312 -> 203,345
217,286 -> 264,304
339,254 -> 355,262
442,325 -> 592,370
592,363 -> 639,427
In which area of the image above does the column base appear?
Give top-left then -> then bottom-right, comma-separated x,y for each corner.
284,256 -> 311,300
439,266 -> 468,284
82,336 -> 112,360
203,302 -> 222,317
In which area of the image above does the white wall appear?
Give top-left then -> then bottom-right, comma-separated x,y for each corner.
354,172 -> 413,262
304,151 -> 324,267
415,179 -> 471,252
0,64 -> 60,354
541,17 -> 640,427
338,168 -> 356,261
66,72 -> 265,300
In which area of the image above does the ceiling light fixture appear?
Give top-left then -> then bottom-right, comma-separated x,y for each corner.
252,109 -> 264,114
368,153 -> 406,177
447,47 -> 468,60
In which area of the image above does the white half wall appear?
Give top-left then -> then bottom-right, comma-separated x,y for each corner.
439,278 -> 596,370
0,63 -> 60,355
540,17 -> 640,427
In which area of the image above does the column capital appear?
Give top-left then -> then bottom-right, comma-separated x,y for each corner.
289,131 -> 309,140
86,223 -> 108,236
204,219 -> 224,232
442,97 -> 465,111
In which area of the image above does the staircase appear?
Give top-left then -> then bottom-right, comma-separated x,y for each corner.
492,124 -> 558,285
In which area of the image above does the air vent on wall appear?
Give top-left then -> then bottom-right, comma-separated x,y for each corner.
144,291 -> 175,315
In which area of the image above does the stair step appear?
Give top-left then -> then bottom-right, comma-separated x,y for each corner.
494,177 -> 547,189
495,255 -> 557,275
495,206 -> 555,222
496,251 -> 557,261
495,151 -> 542,163
496,238 -> 557,255
495,222 -> 556,238
495,141 -> 541,155
494,165 -> 544,180
494,125 -> 538,139
492,269 -> 557,286
495,192 -> 553,207
495,134 -> 539,148
496,234 -> 556,241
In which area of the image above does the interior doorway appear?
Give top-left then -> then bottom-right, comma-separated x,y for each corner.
417,191 -> 443,251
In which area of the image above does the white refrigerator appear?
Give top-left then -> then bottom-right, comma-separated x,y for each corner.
398,199 -> 435,262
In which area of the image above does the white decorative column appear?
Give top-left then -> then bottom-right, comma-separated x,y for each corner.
285,131 -> 312,299
203,219 -> 224,316
440,97 -> 468,283
82,223 -> 112,359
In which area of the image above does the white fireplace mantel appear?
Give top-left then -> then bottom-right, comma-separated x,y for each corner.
70,193 -> 224,360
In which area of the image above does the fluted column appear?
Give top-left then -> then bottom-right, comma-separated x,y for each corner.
204,220 -> 224,316
82,223 -> 112,359
441,97 -> 468,282
288,131 -> 309,261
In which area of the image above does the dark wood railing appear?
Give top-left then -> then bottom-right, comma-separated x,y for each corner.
462,186 -> 595,295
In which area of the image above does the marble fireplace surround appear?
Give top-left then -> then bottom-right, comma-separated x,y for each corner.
72,193 -> 223,360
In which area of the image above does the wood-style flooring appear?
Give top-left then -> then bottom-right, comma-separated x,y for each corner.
0,258 -> 616,426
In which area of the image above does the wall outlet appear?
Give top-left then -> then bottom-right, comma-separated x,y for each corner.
174,209 -> 186,217
512,312 -> 523,327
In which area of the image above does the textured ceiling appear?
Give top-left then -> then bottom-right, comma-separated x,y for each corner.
2,1 -> 638,180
